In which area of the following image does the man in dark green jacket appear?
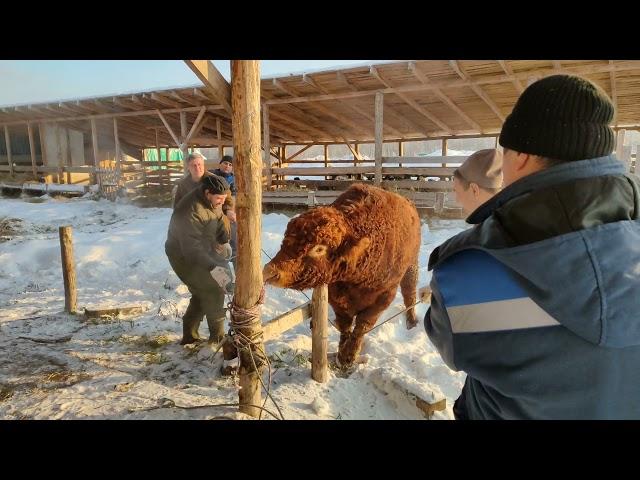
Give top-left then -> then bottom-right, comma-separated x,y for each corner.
166,175 -> 233,345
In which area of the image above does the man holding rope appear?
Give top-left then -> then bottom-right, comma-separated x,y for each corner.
166,175 -> 235,345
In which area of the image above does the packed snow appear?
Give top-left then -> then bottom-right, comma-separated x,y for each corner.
0,193 -> 468,420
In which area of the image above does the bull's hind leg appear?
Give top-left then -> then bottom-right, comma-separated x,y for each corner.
337,287 -> 396,368
400,263 -> 419,329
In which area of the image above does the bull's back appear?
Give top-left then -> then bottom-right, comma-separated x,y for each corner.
335,184 -> 421,280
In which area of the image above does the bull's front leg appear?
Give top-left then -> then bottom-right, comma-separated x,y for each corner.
328,287 -> 356,355
337,287 -> 397,367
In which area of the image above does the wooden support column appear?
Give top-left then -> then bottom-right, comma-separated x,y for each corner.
311,284 -> 329,383
38,124 -> 49,180
374,92 -> 384,185
180,111 -> 189,172
4,126 -> 13,176
231,60 -> 265,418
27,123 -> 37,178
216,117 -> 223,160
155,128 -> 161,169
65,129 -> 72,184
324,144 -> 329,180
89,118 -> 100,187
398,141 -> 403,168
442,138 -> 448,167
114,118 -> 121,183
263,104 -> 272,188
59,226 -> 77,314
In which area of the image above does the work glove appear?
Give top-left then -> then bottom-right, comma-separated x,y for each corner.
210,265 -> 235,294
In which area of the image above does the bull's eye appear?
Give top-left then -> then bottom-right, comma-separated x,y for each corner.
308,244 -> 328,258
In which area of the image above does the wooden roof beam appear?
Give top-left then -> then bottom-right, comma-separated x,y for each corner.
370,66 -> 450,135
268,108 -> 326,142
336,71 -> 423,137
170,90 -> 201,106
150,93 -> 182,109
497,60 -> 525,94
184,106 -> 207,144
408,61 -> 483,133
266,83 -> 342,141
184,60 -> 232,114
156,110 -> 182,146
449,60 -> 505,122
273,79 -> 369,139
265,63 -> 640,107
308,73 -> 405,138
112,97 -> 139,110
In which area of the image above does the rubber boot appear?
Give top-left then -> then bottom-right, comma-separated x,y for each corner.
180,297 -> 204,345
207,316 -> 226,344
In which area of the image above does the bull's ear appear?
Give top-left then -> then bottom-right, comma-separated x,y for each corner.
339,236 -> 370,266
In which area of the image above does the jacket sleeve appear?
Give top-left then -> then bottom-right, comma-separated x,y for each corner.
176,211 -> 229,270
222,190 -> 235,214
172,184 -> 183,209
216,214 -> 231,245
424,272 -> 459,371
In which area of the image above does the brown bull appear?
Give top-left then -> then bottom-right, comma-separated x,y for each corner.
262,184 -> 421,367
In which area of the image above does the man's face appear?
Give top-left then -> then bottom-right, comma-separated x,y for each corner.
453,176 -> 498,216
219,160 -> 233,174
188,157 -> 205,180
205,191 -> 227,208
453,176 -> 478,216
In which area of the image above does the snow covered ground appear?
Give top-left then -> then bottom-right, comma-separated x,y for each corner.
0,194 -> 468,420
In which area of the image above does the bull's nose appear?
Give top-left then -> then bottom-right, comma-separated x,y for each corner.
262,262 -> 279,284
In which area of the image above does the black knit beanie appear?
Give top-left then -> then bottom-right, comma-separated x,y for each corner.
499,74 -> 615,162
201,175 -> 229,195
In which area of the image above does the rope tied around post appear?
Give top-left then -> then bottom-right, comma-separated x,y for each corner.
228,286 -> 267,368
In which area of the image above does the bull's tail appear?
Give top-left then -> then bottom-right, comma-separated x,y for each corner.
400,262 -> 419,329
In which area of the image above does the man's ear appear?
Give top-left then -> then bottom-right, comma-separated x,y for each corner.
470,182 -> 481,198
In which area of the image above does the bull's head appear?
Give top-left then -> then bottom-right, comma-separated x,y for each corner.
263,207 -> 370,290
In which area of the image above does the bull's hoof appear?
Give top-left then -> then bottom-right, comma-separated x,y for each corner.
405,315 -> 418,330
329,354 -> 357,378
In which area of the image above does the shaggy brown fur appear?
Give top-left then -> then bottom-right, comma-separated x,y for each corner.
263,184 -> 421,367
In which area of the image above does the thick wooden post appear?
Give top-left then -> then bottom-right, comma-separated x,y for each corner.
324,144 -> 329,180
59,226 -> 77,314
114,118 -> 121,170
91,118 -> 99,186
216,117 -> 223,160
231,60 -> 264,418
38,124 -> 48,167
65,128 -> 72,184
263,104 -> 272,188
441,138 -> 448,167
311,284 -> 329,383
27,123 -> 38,178
4,126 -> 13,176
113,118 -> 121,189
279,145 -> 285,185
180,112 -> 189,173
374,92 -> 384,185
